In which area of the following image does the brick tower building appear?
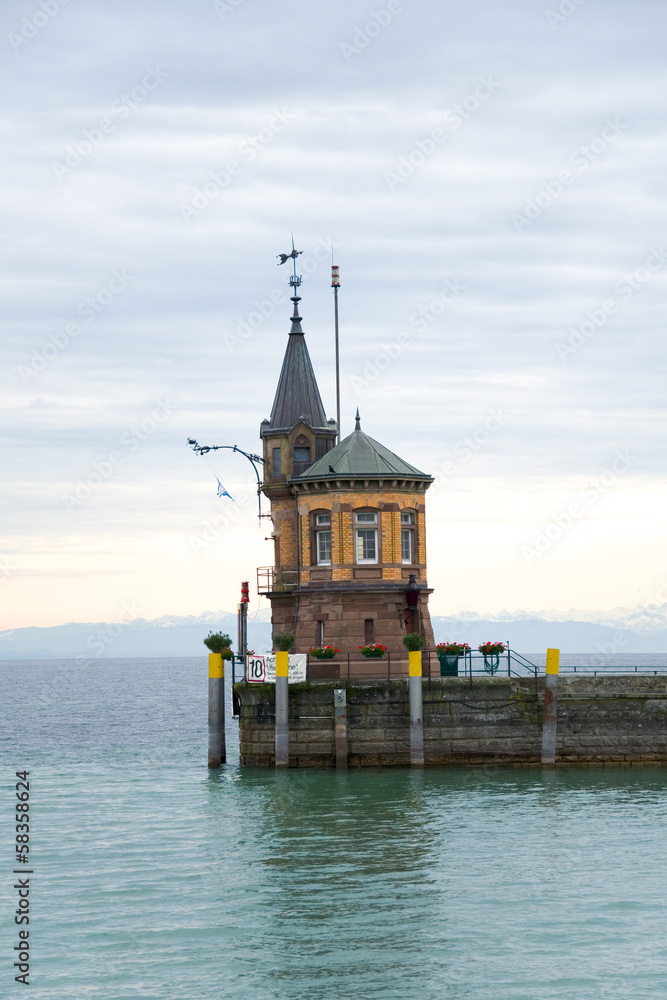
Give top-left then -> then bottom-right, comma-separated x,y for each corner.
258,283 -> 435,655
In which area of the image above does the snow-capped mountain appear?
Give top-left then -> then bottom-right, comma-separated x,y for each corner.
2,604 -> 667,658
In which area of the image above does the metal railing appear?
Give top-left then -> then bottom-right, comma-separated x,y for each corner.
232,646 -> 667,685
256,566 -> 298,594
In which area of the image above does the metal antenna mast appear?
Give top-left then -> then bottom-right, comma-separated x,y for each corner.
331,254 -> 341,444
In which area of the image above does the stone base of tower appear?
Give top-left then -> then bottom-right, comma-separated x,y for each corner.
269,585 -> 435,655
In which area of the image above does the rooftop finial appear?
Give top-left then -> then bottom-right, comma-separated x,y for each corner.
355,408 -> 361,431
276,234 -> 303,290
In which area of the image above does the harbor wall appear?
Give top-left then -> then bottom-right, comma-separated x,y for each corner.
236,676 -> 667,767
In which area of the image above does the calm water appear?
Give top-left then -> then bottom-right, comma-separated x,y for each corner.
2,658 -> 667,999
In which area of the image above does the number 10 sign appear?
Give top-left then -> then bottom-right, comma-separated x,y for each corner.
246,655 -> 267,682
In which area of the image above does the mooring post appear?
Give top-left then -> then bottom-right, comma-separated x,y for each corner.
275,650 -> 289,769
334,688 -> 348,769
541,648 -> 560,765
208,653 -> 225,768
408,650 -> 424,767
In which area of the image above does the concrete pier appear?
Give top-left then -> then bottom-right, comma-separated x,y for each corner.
237,675 -> 667,768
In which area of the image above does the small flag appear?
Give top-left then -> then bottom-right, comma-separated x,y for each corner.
216,479 -> 233,500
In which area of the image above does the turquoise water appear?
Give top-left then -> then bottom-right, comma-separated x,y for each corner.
2,658 -> 667,999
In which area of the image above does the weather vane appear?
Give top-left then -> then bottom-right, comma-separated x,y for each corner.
277,234 -> 303,289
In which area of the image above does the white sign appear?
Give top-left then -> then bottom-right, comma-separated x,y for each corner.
246,654 -> 307,683
246,655 -> 267,683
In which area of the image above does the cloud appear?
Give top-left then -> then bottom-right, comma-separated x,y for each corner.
2,0 -> 667,625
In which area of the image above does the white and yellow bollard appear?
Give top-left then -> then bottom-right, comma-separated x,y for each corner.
541,648 -> 560,765
409,650 -> 424,767
208,653 -> 226,768
275,651 -> 289,769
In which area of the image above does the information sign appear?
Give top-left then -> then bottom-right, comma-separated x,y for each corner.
246,654 -> 307,683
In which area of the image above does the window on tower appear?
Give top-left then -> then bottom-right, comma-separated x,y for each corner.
401,511 -> 415,564
314,512 -> 331,565
355,511 -> 378,564
293,444 -> 312,476
272,447 -> 281,477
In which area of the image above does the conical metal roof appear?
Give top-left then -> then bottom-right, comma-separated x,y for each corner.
292,417 -> 431,482
263,295 -> 329,433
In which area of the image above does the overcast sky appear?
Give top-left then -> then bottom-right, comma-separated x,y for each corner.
3,0 -> 667,628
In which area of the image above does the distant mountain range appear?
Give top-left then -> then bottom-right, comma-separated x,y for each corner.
3,604 -> 667,658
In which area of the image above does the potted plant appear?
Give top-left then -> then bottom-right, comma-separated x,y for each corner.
274,632 -> 295,652
478,641 -> 506,675
435,642 -> 470,677
309,645 -> 339,660
402,633 -> 426,651
203,632 -> 234,660
359,643 -> 388,658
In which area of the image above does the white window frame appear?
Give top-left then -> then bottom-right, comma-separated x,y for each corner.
315,513 -> 331,566
401,528 -> 413,564
355,511 -> 378,564
401,511 -> 415,564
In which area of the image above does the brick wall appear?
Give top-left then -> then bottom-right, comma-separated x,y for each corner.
236,675 -> 667,767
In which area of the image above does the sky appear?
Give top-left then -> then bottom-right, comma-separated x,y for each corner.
3,0 -> 667,628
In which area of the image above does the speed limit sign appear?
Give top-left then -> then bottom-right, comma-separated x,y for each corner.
247,655 -> 266,683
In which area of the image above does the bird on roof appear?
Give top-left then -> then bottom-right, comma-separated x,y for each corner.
328,465 -> 336,474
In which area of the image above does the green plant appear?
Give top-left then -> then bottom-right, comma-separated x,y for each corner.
274,632 -> 295,652
309,645 -> 339,659
436,642 -> 471,656
478,641 -> 506,656
203,632 -> 233,655
359,643 -> 388,658
402,632 -> 426,652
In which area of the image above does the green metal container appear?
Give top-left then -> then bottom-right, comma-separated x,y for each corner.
438,653 -> 459,677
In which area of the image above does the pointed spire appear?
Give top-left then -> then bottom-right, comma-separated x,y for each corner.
289,295 -> 304,336
263,288 -> 328,432
355,408 -> 361,431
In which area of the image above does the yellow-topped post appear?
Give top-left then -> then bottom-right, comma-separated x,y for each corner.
408,650 -> 424,766
275,650 -> 289,768
208,653 -> 226,768
541,648 -> 560,765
